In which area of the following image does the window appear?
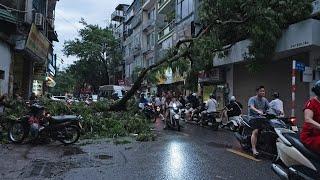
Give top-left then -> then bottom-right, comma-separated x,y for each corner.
0,70 -> 4,80
177,0 -> 194,21
33,0 -> 46,14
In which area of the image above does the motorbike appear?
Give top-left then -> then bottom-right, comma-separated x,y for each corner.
154,105 -> 162,121
235,113 -> 296,158
8,104 -> 82,145
166,103 -> 181,131
190,103 -> 206,123
143,103 -> 156,122
200,111 -> 220,131
272,128 -> 320,180
220,107 -> 242,132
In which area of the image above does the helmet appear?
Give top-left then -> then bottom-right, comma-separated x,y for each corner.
230,96 -> 236,102
273,92 -> 280,99
312,80 -> 320,96
192,93 -> 197,96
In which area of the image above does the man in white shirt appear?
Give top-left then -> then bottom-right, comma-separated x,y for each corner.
206,95 -> 218,113
269,92 -> 284,116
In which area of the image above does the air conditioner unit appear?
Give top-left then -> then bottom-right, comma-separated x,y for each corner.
34,13 -> 45,30
48,19 -> 54,29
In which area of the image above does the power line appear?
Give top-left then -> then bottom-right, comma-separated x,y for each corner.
55,10 -> 80,31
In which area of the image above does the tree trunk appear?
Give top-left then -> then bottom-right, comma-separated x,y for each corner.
108,50 -> 189,111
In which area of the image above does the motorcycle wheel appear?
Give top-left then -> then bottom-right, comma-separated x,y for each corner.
8,122 -> 28,144
229,123 -> 237,132
58,125 -> 80,145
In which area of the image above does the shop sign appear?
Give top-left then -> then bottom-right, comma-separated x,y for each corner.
199,68 -> 223,83
26,24 -> 50,60
33,63 -> 46,80
295,61 -> 305,71
303,66 -> 313,82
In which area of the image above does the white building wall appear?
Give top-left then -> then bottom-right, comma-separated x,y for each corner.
0,40 -> 12,95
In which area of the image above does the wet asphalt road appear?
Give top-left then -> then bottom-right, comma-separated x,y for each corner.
0,120 -> 279,180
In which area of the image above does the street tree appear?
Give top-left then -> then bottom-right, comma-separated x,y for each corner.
49,70 -> 76,95
63,19 -> 122,90
109,0 -> 313,110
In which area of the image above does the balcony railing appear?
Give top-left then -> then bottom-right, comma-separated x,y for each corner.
131,13 -> 142,28
158,20 -> 175,42
158,0 -> 173,12
143,45 -> 154,54
143,18 -> 156,31
111,10 -> 125,22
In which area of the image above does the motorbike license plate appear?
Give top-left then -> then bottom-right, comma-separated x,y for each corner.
291,126 -> 298,132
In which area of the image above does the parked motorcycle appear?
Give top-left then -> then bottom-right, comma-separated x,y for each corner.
223,116 -> 242,132
8,104 -> 82,145
200,111 -> 220,131
235,113 -> 294,158
166,103 -> 181,131
272,128 -> 320,180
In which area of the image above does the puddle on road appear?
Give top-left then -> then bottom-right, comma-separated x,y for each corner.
207,142 -> 233,149
63,146 -> 86,156
95,154 -> 113,160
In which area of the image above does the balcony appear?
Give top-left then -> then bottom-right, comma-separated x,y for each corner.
143,0 -> 156,10
111,10 -> 125,22
143,18 -> 156,32
143,45 -> 155,54
158,0 -> 174,14
158,20 -> 175,43
125,10 -> 134,23
131,13 -> 142,29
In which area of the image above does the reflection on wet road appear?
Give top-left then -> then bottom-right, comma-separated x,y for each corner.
0,121 -> 280,180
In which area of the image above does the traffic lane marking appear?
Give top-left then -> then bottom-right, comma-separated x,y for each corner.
226,148 -> 262,162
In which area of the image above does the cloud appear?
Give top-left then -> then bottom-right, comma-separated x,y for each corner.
54,0 -> 133,69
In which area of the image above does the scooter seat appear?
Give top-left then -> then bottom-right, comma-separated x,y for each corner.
52,115 -> 78,122
242,115 -> 251,124
283,133 -> 320,163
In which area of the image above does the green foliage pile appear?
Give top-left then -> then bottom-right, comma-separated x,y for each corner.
2,99 -> 153,141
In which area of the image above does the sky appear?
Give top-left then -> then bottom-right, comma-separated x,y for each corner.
54,0 -> 132,69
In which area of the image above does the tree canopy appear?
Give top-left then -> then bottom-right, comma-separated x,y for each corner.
110,0 -> 314,109
63,20 -> 122,91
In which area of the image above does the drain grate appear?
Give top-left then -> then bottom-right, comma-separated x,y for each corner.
95,154 -> 113,160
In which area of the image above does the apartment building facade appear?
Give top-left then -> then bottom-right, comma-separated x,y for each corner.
0,0 -> 59,98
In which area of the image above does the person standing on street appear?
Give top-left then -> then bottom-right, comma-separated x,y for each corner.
269,92 -> 284,117
248,86 -> 270,157
300,81 -> 320,153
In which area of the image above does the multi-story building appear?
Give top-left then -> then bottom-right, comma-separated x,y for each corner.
208,1 -> 320,123
116,0 -> 200,92
124,0 -> 144,84
156,0 -> 199,93
0,0 -> 59,98
110,4 -> 129,85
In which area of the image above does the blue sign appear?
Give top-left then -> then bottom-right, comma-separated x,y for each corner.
296,61 -> 305,71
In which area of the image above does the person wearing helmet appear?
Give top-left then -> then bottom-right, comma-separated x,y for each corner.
269,92 -> 284,117
221,96 -> 243,126
226,96 -> 243,117
300,81 -> 320,153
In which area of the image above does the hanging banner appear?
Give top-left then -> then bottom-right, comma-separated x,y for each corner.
25,24 -> 50,60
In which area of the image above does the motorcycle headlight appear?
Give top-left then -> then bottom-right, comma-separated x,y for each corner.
174,114 -> 180,120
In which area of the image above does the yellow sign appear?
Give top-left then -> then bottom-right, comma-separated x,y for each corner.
26,24 -> 50,60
